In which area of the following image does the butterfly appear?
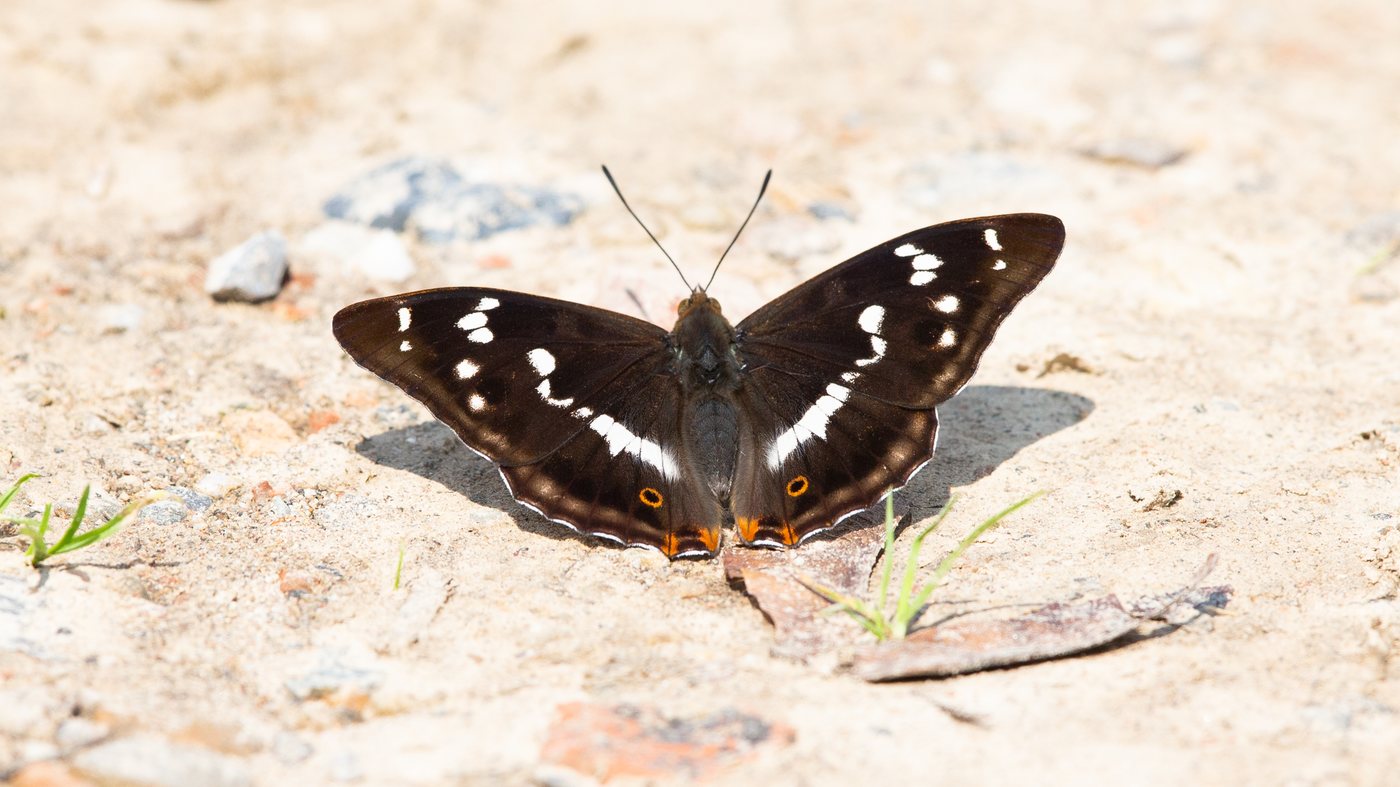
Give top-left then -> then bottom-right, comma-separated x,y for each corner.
333,168 -> 1064,559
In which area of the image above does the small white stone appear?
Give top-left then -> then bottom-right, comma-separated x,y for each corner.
194,472 -> 238,498
205,231 -> 289,303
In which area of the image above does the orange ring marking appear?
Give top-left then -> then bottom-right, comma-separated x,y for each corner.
639,487 -> 664,508
786,475 -> 810,497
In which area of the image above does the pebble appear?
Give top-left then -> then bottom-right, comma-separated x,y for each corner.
284,647 -> 385,701
166,486 -> 213,512
56,717 -> 111,749
204,231 -> 289,303
96,303 -> 144,334
1080,138 -> 1188,169
194,472 -> 238,498
300,222 -> 417,282
71,735 -> 251,787
322,157 -> 583,244
807,201 -> 853,221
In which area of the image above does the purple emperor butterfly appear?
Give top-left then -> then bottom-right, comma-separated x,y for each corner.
333,169 -> 1064,558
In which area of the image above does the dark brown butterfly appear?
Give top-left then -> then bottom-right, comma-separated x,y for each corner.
334,170 -> 1064,558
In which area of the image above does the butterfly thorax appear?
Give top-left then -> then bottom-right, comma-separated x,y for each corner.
671,290 -> 742,501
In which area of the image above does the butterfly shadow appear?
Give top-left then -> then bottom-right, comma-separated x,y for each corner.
351,419 -> 605,548
352,384 -> 1092,549
893,384 -> 1094,525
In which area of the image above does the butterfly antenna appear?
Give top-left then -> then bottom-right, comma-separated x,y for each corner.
601,165 -> 692,291
703,169 -> 772,292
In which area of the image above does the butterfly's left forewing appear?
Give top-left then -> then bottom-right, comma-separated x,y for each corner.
731,214 -> 1064,546
333,288 -> 722,557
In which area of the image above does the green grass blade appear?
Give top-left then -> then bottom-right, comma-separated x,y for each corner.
24,504 -> 54,564
908,491 -> 1046,615
50,492 -> 163,557
874,491 -> 897,618
0,473 -> 40,515
393,541 -> 406,590
894,496 -> 956,630
48,485 -> 91,554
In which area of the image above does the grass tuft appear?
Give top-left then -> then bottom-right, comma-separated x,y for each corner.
1,474 -> 164,567
801,490 -> 1044,641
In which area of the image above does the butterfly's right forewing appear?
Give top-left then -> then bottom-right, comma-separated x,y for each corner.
333,288 -> 722,556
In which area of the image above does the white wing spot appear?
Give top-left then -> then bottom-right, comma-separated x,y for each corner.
468,394 -> 486,411
766,384 -> 853,469
912,254 -> 942,270
910,271 -> 936,286
938,328 -> 957,348
841,371 -> 860,383
535,379 -> 574,408
476,297 -> 500,311
527,348 -> 557,376
457,312 -> 488,330
399,340 -> 412,352
993,259 -> 1007,271
934,295 -> 960,313
858,305 -> 885,335
855,336 -> 887,367
455,359 -> 479,379
572,407 -> 593,419
467,327 -> 494,343
397,307 -> 411,332
588,414 -> 679,479
984,228 -> 1003,250
894,243 -> 923,257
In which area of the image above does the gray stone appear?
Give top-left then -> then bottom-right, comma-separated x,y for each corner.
56,716 -> 111,749
323,157 -> 455,231
204,231 -> 289,303
807,201 -> 853,221
284,647 -> 384,701
323,157 -> 583,244
166,486 -> 213,512
1081,138 -> 1188,169
139,498 -> 189,525
96,303 -> 144,334
72,735 -> 251,787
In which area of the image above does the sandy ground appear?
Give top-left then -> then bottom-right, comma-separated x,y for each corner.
2,1 -> 1400,784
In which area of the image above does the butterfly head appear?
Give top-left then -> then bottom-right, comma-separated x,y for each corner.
677,289 -> 723,320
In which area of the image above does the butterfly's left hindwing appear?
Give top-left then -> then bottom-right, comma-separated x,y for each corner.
731,214 -> 1064,546
333,288 -> 722,557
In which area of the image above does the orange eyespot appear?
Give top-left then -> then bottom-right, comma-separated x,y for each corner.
785,475 -> 809,497
639,487 -> 664,508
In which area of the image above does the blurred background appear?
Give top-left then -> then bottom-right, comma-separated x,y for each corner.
2,1 -> 1399,784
